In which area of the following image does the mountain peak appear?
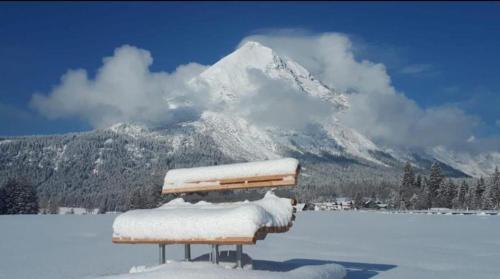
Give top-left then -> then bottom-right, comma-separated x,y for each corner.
238,40 -> 270,51
203,40 -> 277,77
190,41 -> 348,108
240,40 -> 265,48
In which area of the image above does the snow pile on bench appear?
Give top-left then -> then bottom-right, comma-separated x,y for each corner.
163,158 -> 299,193
112,191 -> 293,242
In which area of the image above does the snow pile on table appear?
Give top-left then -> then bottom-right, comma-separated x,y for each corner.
112,191 -> 293,240
163,157 -> 299,189
97,260 -> 346,279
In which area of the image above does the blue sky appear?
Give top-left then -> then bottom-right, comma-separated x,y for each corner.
1,2 -> 499,139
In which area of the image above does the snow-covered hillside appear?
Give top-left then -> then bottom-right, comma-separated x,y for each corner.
430,146 -> 500,178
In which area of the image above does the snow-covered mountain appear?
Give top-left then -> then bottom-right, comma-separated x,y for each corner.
190,41 -> 348,108
1,41 -> 497,209
184,41 -> 498,177
185,41 -> 386,166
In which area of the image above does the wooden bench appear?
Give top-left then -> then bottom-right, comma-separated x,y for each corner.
112,158 -> 300,268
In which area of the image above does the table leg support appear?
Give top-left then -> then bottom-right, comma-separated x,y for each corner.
184,244 -> 191,261
236,244 -> 243,268
159,244 -> 166,264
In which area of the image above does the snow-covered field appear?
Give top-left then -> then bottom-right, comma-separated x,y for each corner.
0,211 -> 499,279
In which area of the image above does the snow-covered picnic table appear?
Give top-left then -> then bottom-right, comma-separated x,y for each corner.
107,157 -> 346,277
112,158 -> 300,269
112,191 -> 294,244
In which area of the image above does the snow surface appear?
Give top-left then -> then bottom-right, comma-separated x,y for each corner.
113,191 -> 293,240
1,212 -> 500,279
97,260 -> 346,279
163,157 -> 298,189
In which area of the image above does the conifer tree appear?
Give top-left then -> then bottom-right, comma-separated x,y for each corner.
38,197 -> 49,214
437,179 -> 455,208
98,197 -> 108,214
415,175 -> 422,189
493,167 -> 500,209
409,193 -> 418,210
475,177 -> 485,210
429,163 -> 444,207
48,198 -> 59,214
353,192 -> 363,209
0,186 -> 6,214
453,180 -> 467,209
400,162 -> 415,206
128,188 -> 145,210
143,184 -> 162,209
416,180 -> 432,209
466,181 -> 477,210
483,167 -> 500,210
482,182 -> 496,210
2,178 -> 39,214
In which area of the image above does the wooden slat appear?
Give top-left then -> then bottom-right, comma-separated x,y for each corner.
112,236 -> 257,245
204,174 -> 296,184
162,174 -> 297,194
112,223 -> 293,245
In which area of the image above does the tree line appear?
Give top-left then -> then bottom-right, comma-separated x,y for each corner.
2,161 -> 499,214
0,176 -> 175,214
395,163 -> 500,210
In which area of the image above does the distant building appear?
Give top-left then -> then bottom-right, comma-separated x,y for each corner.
303,197 -> 389,211
363,199 -> 388,210
335,197 -> 354,210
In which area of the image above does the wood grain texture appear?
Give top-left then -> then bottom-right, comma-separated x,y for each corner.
162,172 -> 298,194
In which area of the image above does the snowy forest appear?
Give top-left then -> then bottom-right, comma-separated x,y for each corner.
382,163 -> 500,211
1,160 -> 499,214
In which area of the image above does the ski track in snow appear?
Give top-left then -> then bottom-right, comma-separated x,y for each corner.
0,211 -> 499,279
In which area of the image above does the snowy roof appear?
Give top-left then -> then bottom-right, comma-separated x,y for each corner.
162,158 -> 299,194
112,191 -> 294,244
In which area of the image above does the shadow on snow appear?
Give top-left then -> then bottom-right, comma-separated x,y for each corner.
253,258 -> 397,279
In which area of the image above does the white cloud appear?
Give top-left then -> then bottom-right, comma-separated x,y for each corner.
30,45 -> 208,128
236,69 -> 335,130
240,32 -> 481,150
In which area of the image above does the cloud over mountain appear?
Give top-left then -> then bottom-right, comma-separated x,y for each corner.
240,32 -> 482,150
31,45 -> 208,128
31,32 -> 492,153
